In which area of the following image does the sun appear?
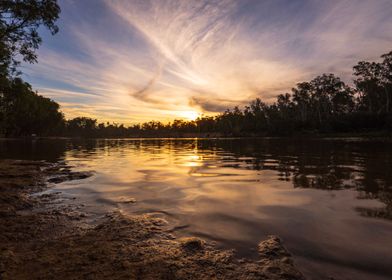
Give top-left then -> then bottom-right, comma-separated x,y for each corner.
179,110 -> 201,121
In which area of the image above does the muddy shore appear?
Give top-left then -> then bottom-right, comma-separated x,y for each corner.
0,159 -> 304,279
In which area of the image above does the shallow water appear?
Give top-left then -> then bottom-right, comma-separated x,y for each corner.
1,138 -> 392,279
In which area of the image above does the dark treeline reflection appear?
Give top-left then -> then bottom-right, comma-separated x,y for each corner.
3,138 -> 390,220
0,138 -> 67,161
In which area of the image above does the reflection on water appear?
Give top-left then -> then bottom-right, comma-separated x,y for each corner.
1,138 -> 392,279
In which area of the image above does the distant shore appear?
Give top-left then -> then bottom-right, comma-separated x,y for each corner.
1,130 -> 392,141
0,159 -> 304,279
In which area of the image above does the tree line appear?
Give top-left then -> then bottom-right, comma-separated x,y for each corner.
1,1 -> 391,138
63,50 -> 392,138
0,0 -> 62,137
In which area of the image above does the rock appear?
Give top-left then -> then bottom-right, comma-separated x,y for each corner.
258,236 -> 305,280
258,235 -> 291,260
47,171 -> 93,184
180,237 -> 205,251
118,197 -> 136,204
281,257 -> 293,264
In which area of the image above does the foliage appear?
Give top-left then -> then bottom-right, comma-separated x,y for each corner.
0,0 -> 61,136
353,51 -> 392,114
0,77 -> 64,136
0,0 -> 60,77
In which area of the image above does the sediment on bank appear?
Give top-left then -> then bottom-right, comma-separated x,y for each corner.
0,159 -> 304,280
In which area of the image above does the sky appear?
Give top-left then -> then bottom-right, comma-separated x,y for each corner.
22,0 -> 392,124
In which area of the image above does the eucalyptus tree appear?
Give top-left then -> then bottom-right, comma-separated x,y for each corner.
353,61 -> 384,114
380,51 -> 392,113
215,106 -> 244,134
276,93 -> 294,119
0,0 -> 61,136
66,117 -> 98,137
195,116 -> 216,133
310,74 -> 354,121
292,82 -> 312,123
249,98 -> 269,132
1,77 -> 63,136
0,0 -> 60,77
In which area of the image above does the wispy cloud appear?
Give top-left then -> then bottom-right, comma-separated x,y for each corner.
24,0 -> 392,124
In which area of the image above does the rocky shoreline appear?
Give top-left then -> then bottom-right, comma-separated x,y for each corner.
0,159 -> 305,279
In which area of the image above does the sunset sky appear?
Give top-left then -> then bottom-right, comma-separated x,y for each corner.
23,0 -> 392,124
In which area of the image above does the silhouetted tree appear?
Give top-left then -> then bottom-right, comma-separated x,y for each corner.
0,0 -> 61,136
66,117 -> 97,137
353,61 -> 383,114
0,0 -> 60,77
380,51 -> 392,113
292,82 -> 312,124
0,77 -> 64,136
310,74 -> 354,125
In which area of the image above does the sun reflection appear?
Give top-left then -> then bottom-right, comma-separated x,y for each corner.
182,154 -> 202,167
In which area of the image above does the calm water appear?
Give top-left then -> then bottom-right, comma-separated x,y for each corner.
1,138 -> 392,280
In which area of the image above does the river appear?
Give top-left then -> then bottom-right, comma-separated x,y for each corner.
1,138 -> 391,279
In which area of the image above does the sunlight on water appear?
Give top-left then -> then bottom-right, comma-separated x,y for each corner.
1,138 -> 391,280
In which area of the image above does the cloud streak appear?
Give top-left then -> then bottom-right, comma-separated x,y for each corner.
23,0 -> 392,124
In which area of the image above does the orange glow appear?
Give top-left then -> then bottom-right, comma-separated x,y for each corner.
178,110 -> 201,121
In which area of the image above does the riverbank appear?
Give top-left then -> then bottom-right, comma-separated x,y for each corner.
1,129 -> 392,141
0,159 -> 304,279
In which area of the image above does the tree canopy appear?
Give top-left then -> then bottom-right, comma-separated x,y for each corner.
0,0 -> 60,77
0,77 -> 64,136
0,0 -> 61,136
